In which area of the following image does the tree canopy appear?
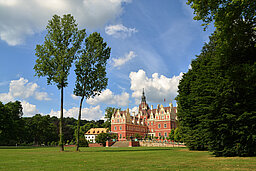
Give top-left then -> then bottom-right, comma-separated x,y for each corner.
177,0 -> 256,156
73,32 -> 110,151
34,14 -> 86,151
0,101 -> 23,145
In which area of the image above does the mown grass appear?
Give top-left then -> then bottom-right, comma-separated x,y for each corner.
0,146 -> 255,170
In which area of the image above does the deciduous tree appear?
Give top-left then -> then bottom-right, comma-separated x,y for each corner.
177,1 -> 256,156
73,32 -> 110,151
34,14 -> 86,151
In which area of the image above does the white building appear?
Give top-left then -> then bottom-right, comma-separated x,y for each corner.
84,128 -> 109,143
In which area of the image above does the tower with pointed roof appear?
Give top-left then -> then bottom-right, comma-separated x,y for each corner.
111,89 -> 177,141
139,89 -> 149,112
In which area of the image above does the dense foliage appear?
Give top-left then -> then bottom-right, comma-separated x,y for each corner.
0,101 -> 23,145
177,0 -> 256,156
0,101 -> 106,146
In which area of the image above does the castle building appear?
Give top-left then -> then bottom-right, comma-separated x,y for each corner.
85,128 -> 109,143
111,90 -> 177,141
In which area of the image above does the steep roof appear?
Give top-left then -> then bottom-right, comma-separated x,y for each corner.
85,128 -> 109,135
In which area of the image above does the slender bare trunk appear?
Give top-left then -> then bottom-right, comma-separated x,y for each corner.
59,86 -> 64,151
76,96 -> 84,151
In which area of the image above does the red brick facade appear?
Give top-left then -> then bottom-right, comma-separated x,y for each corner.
111,90 -> 177,140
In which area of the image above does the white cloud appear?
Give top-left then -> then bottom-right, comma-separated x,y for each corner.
86,89 -> 129,107
0,0 -> 131,46
21,100 -> 39,117
0,93 -> 14,103
0,77 -> 50,103
112,51 -> 136,68
71,94 -> 80,100
188,64 -> 192,70
129,69 -> 183,104
48,105 -> 103,120
105,24 -> 137,38
131,106 -> 138,113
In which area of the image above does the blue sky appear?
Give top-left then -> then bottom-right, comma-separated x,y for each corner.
0,0 -> 214,120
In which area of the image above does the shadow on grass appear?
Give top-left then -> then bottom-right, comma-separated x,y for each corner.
79,147 -> 183,153
0,146 -> 56,149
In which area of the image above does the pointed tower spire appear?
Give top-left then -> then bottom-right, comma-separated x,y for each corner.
141,88 -> 146,103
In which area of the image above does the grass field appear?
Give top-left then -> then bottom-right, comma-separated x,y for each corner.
0,146 -> 256,170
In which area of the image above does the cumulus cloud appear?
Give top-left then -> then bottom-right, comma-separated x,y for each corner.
0,93 -> 14,103
0,0 -> 131,45
71,94 -> 80,100
86,89 -> 129,107
112,51 -> 136,68
129,69 -> 183,104
0,77 -> 50,103
105,24 -> 137,38
21,100 -> 39,117
48,105 -> 103,120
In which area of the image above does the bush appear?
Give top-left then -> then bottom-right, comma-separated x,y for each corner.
79,138 -> 88,147
50,141 -> 56,146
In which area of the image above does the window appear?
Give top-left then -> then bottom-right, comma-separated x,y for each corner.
117,119 -> 119,123
119,134 -> 122,139
159,132 -> 161,137
120,126 -> 122,130
151,129 -> 154,132
148,123 -> 149,126
164,132 -> 167,137
158,124 -> 161,128
151,122 -> 153,126
164,124 -> 167,128
114,126 -> 117,130
161,116 -> 163,119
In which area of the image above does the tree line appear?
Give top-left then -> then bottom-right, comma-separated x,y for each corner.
0,101 -> 110,146
177,0 -> 256,156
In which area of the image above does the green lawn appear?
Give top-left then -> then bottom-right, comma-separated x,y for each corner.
0,146 -> 255,170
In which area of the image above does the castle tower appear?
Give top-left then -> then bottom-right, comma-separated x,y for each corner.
141,88 -> 146,103
139,88 -> 149,112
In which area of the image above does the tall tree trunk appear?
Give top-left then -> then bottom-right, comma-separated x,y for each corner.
76,96 -> 84,151
59,86 -> 64,151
